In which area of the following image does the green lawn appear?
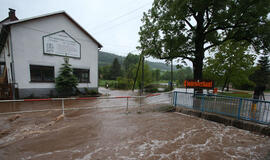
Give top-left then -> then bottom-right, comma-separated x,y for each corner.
219,92 -> 252,99
99,80 -> 117,87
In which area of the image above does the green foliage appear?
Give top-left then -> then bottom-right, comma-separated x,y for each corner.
203,41 -> 256,91
144,84 -> 158,93
152,69 -> 161,82
99,65 -> 111,80
219,92 -> 252,99
99,51 -> 176,71
138,0 -> 270,81
110,58 -> 122,80
174,67 -> 193,85
160,67 -> 193,86
55,57 -> 78,96
99,80 -> 117,87
132,63 -> 152,88
99,51 -> 124,67
115,77 -> 134,89
83,88 -> 99,96
123,53 -> 140,71
123,53 -> 140,79
99,58 -> 122,80
249,53 -> 270,88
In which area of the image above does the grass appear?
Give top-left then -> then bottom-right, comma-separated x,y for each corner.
219,92 -> 252,99
99,80 -> 117,87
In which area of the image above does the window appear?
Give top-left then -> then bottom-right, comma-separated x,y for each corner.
73,69 -> 89,83
30,65 -> 54,82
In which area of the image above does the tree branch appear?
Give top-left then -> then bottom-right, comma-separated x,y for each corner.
204,24 -> 247,35
188,6 -> 197,20
158,54 -> 194,62
204,44 -> 216,51
204,37 -> 231,51
204,7 -> 212,30
184,19 -> 194,30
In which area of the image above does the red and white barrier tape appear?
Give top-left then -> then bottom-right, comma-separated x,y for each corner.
0,92 -> 172,103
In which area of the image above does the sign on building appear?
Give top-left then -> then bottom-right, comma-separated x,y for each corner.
43,30 -> 81,58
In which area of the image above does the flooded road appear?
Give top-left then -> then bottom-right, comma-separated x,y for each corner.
0,88 -> 269,159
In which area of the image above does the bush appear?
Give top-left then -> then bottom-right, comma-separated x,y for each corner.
233,80 -> 255,91
84,88 -> 99,96
144,84 -> 158,93
115,77 -> 133,89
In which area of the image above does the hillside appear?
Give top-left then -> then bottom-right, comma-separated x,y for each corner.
98,51 -> 176,71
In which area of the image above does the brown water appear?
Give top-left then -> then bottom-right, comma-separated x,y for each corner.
0,88 -> 269,159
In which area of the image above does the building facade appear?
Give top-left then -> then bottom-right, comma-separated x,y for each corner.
0,9 -> 102,98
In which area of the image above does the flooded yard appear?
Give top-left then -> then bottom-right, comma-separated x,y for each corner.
0,88 -> 269,159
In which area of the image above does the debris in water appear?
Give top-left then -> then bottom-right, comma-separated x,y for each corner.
8,114 -> 21,122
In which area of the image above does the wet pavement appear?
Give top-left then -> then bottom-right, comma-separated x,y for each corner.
0,88 -> 269,159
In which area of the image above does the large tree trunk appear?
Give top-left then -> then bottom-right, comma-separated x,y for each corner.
226,80 -> 230,91
193,12 -> 205,110
193,12 -> 205,94
222,77 -> 228,91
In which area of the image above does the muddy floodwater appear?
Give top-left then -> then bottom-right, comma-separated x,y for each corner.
0,88 -> 269,159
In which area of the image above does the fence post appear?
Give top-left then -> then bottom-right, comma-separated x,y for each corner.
174,91 -> 177,107
237,98 -> 242,120
171,91 -> 173,106
126,97 -> 129,114
201,95 -> 205,112
62,98 -> 65,117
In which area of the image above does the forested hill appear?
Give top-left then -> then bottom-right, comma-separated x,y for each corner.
98,51 -> 177,71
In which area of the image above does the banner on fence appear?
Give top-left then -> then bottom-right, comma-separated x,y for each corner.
184,80 -> 213,89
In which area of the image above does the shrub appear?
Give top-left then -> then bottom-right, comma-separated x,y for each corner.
115,77 -> 133,89
84,88 -> 99,95
144,84 -> 158,93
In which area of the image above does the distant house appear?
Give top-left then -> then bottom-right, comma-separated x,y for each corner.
0,9 -> 102,99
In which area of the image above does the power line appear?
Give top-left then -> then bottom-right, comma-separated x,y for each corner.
90,1 -> 152,31
93,15 -> 140,34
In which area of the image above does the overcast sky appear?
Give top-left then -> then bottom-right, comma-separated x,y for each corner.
0,0 -> 195,66
0,1 -> 152,54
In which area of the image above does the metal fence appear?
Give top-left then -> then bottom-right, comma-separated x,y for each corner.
173,91 -> 270,125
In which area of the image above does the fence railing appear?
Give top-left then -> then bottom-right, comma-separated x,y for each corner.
0,92 -> 173,115
173,91 -> 270,125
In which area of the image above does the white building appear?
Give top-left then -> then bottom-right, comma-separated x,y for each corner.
0,9 -> 102,99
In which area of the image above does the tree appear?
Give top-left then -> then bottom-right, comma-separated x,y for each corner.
123,53 -> 140,79
123,53 -> 140,72
249,53 -> 270,99
132,63 -> 152,88
175,67 -> 193,84
204,41 -> 256,91
109,58 -> 122,80
138,0 -> 270,83
55,57 -> 78,96
99,65 -> 111,80
152,69 -> 161,81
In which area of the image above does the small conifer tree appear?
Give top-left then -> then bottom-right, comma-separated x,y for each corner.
55,57 -> 78,97
249,53 -> 270,99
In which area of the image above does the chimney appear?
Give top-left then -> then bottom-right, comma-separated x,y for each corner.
8,8 -> 17,21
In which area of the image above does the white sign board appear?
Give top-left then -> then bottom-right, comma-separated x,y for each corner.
43,31 -> 81,58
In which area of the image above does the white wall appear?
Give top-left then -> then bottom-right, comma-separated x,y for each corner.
10,14 -> 99,89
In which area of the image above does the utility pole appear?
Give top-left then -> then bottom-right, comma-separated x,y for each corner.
170,59 -> 173,91
141,56 -> 144,95
132,55 -> 142,91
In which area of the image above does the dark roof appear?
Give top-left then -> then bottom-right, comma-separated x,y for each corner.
3,11 -> 102,48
